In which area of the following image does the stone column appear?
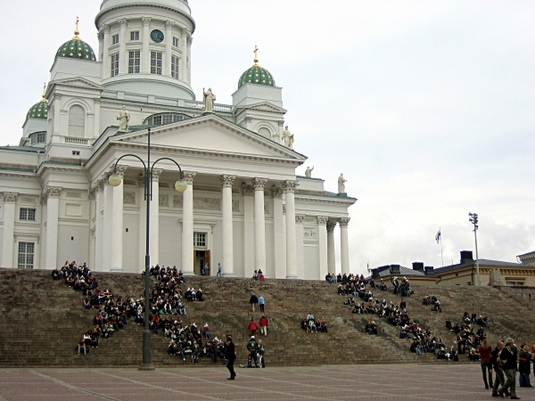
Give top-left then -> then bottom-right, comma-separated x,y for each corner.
187,35 -> 192,83
101,24 -> 110,78
327,220 -> 336,274
118,19 -> 128,75
110,165 -> 127,271
150,169 -> 162,266
181,171 -> 196,275
339,217 -> 351,275
283,180 -> 298,278
164,20 -> 173,76
253,177 -> 267,275
221,175 -> 236,276
241,183 -> 254,278
1,193 -> 17,268
271,185 -> 285,278
44,186 -> 61,270
180,29 -> 187,81
295,214 -> 305,278
317,216 -> 328,280
94,180 -> 105,271
141,18 -> 151,73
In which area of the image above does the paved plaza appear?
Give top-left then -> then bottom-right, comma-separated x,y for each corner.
0,363 -> 532,401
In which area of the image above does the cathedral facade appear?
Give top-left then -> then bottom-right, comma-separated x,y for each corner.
0,0 -> 356,279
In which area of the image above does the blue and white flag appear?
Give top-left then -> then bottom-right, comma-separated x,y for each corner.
435,229 -> 441,244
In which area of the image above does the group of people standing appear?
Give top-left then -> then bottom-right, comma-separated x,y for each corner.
479,337 -> 533,399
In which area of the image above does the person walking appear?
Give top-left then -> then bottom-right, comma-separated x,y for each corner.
491,341 -> 507,397
248,317 -> 258,336
479,338 -> 493,389
258,295 -> 265,313
224,335 -> 236,380
249,293 -> 258,312
498,338 -> 520,399
519,344 -> 532,387
259,315 -> 268,337
217,263 -> 222,277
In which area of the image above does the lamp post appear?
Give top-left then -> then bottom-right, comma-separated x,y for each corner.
109,127 -> 187,370
468,212 -> 480,287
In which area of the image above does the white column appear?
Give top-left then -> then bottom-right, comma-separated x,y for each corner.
283,180 -> 298,278
118,19 -> 128,75
181,171 -> 196,275
317,216 -> 328,280
164,20 -> 173,76
94,181 -> 104,271
271,185 -> 285,279
110,166 -> 126,271
180,29 -> 187,82
295,214 -> 305,278
340,217 -> 351,275
141,18 -> 151,73
253,177 -> 267,275
44,186 -> 61,270
327,220 -> 336,274
221,175 -> 235,276
187,35 -> 192,84
242,183 -> 254,278
101,24 -> 110,78
150,169 -> 162,266
1,193 -> 17,268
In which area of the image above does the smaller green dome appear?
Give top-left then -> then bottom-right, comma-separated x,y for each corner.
26,99 -> 48,120
238,64 -> 275,89
56,36 -> 96,61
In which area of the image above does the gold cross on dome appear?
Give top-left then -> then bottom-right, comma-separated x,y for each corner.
253,45 -> 259,64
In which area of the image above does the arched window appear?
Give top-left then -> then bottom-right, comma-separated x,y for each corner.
257,127 -> 271,139
143,113 -> 191,126
68,105 -> 85,138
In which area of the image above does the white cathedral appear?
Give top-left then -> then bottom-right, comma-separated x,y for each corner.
0,0 -> 356,279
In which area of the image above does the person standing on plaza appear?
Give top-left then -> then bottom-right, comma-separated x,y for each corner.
258,295 -> 265,313
224,335 -> 236,380
217,263 -> 222,277
491,341 -> 507,397
498,338 -> 520,399
479,338 -> 493,389
519,344 -> 532,387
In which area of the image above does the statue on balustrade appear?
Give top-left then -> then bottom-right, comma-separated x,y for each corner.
117,106 -> 130,131
202,87 -> 216,113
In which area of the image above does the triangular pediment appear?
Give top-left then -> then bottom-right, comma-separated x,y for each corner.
236,101 -> 286,114
116,115 -> 305,161
48,77 -> 102,92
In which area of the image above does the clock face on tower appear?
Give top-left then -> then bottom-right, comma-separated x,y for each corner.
150,29 -> 164,43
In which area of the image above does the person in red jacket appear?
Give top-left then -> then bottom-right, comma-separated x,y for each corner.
259,315 -> 268,337
479,338 -> 493,389
248,317 -> 258,336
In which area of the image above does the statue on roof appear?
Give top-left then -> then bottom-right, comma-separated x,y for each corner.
338,173 -> 347,194
282,126 -> 294,149
305,166 -> 314,178
117,106 -> 130,131
202,87 -> 216,113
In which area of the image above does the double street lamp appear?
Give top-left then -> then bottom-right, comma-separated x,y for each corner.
468,212 -> 480,287
109,127 -> 187,369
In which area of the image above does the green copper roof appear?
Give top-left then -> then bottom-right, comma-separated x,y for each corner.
238,64 -> 275,89
26,99 -> 48,119
56,37 -> 96,61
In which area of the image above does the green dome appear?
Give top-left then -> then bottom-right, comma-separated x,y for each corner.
56,36 -> 96,61
26,99 -> 48,120
238,63 -> 275,89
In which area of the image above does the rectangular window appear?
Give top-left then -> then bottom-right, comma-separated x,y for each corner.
150,51 -> 162,75
128,50 -> 140,73
153,115 -> 162,125
173,36 -> 179,47
112,34 -> 119,45
194,232 -> 207,248
20,208 -> 36,221
111,53 -> 119,77
130,31 -> 140,41
162,114 -> 173,124
18,242 -> 35,269
171,55 -> 179,79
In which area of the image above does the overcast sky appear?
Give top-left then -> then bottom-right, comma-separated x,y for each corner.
1,1 -> 534,275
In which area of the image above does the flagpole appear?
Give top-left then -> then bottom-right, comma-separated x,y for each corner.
440,233 -> 444,267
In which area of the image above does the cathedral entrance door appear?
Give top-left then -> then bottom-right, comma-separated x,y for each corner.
195,250 -> 211,276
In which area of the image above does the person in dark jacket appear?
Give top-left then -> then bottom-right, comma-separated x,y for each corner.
491,341 -> 508,397
519,344 -> 532,387
498,338 -> 520,399
224,335 -> 236,380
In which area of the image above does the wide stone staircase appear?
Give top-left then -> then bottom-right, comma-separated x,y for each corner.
0,268 -> 533,368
